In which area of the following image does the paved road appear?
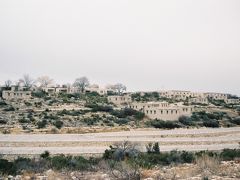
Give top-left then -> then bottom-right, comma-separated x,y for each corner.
1,127 -> 240,155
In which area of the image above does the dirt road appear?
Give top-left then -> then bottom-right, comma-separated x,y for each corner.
1,127 -> 240,155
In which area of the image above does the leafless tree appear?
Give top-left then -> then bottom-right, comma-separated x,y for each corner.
106,141 -> 141,180
73,76 -> 90,93
19,74 -> 35,89
4,80 -> 12,88
113,83 -> 127,95
37,76 -> 54,87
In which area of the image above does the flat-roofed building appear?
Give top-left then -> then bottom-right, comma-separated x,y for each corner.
2,87 -> 31,100
129,101 -> 193,121
107,94 -> 132,106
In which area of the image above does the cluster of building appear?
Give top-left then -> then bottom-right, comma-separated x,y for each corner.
107,90 -> 239,121
107,94 -> 193,121
0,84 -> 117,100
1,83 -> 239,121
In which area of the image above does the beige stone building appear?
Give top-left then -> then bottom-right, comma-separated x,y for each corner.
2,86 -> 31,100
107,94 -> 132,106
225,98 -> 239,104
159,90 -> 205,100
204,92 -> 229,100
189,97 -> 208,104
130,101 -> 193,121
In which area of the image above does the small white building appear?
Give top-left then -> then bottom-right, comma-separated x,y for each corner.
189,97 -> 208,104
2,86 -> 31,100
225,98 -> 239,104
107,94 -> 132,106
130,101 -> 193,121
204,92 -> 229,101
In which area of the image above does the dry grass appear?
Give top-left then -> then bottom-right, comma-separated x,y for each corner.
195,154 -> 220,179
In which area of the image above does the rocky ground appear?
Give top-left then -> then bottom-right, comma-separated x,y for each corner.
3,160 -> 240,180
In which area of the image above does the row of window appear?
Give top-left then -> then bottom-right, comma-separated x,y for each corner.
145,109 -> 178,115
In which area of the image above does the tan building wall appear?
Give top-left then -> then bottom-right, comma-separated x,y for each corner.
204,92 -> 229,100
189,97 -> 208,104
225,98 -> 239,104
107,95 -> 132,106
2,90 -> 31,100
130,101 -> 193,121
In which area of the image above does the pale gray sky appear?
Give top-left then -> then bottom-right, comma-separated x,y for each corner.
0,0 -> 240,95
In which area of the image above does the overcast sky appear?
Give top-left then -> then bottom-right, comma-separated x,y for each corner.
0,0 -> 240,95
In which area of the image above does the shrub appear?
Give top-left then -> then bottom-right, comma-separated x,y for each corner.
146,142 -> 160,154
147,119 -> 181,129
0,119 -> 7,124
86,104 -> 113,112
32,91 -> 48,98
0,101 -> 7,106
19,118 -> 30,123
40,151 -> 50,159
220,149 -> 240,161
230,117 -> 240,125
37,119 -> 47,129
203,119 -> 219,128
114,118 -> 130,125
53,120 -> 63,129
178,116 -> 194,126
0,159 -> 16,175
51,154 -> 70,170
3,106 -> 15,111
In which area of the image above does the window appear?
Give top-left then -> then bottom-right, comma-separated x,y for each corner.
161,110 -> 163,114
166,110 -> 168,114
171,110 -> 173,114
150,110 -> 152,114
154,110 -> 156,114
146,110 -> 149,114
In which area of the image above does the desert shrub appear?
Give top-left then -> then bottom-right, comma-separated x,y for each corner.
230,117 -> 240,125
0,119 -> 7,124
103,142 -> 140,161
51,154 -> 71,170
0,159 -> 16,175
3,106 -> 15,111
111,108 -> 144,120
114,118 -> 130,125
203,119 -> 219,128
134,111 -> 145,120
44,114 -> 59,120
53,120 -> 63,129
146,142 -> 160,154
57,109 -> 83,116
83,117 -> 99,126
220,149 -> 240,161
86,103 -> 113,112
24,101 -> 32,106
37,119 -> 47,129
40,151 -> 50,159
0,101 -> 7,106
178,116 -> 194,126
18,117 -> 30,123
146,119 -> 181,129
32,91 -> 48,98
50,154 -> 97,171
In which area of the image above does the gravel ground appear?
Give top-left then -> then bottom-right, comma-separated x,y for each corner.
0,127 -> 240,155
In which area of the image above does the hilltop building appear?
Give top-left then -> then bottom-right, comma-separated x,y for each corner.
129,101 -> 193,121
2,86 -> 31,100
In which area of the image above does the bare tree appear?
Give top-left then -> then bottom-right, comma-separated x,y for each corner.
113,83 -> 127,95
37,76 -> 54,87
73,76 -> 90,93
4,80 -> 12,88
19,74 -> 35,89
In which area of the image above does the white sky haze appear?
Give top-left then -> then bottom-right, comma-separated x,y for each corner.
0,0 -> 240,95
